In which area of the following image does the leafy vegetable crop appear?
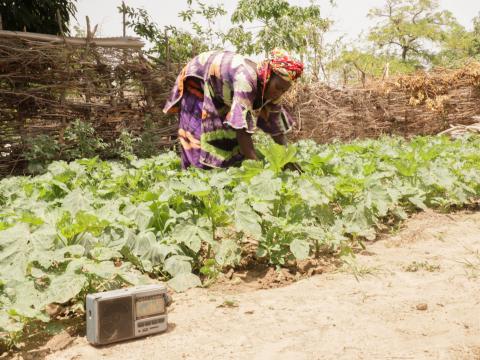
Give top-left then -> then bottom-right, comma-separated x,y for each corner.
1,134 -> 480,345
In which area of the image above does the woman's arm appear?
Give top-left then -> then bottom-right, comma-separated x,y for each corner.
236,128 -> 258,160
271,133 -> 287,146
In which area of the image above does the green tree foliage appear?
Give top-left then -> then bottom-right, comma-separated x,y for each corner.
228,0 -> 331,58
121,5 -> 206,65
121,1 -> 226,65
329,47 -> 418,86
472,14 -> 480,56
179,0 -> 227,48
0,0 -> 76,35
434,12 -> 480,67
310,35 -> 344,83
367,0 -> 456,62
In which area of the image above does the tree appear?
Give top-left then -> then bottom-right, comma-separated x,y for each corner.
433,23 -> 475,67
434,12 -> 480,67
122,1 -> 226,65
470,13 -> 480,57
228,0 -> 331,58
122,5 -> 205,65
329,47 -> 417,86
367,0 -> 456,62
179,0 -> 227,49
0,0 -> 77,35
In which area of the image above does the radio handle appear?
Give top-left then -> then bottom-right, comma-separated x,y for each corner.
163,293 -> 172,306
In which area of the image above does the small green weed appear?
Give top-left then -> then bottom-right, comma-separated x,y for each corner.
404,261 -> 441,272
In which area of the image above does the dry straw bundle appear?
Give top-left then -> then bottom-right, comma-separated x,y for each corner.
286,62 -> 480,143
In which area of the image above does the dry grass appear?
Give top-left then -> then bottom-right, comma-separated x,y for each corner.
286,62 -> 480,144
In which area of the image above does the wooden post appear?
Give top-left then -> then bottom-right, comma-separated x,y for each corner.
382,62 -> 390,81
121,4 -> 128,103
122,1 -> 127,37
85,16 -> 92,112
165,28 -> 170,72
0,14 -> 3,30
86,16 -> 91,40
56,9 -> 64,36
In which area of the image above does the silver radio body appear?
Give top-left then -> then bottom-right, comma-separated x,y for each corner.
86,284 -> 169,345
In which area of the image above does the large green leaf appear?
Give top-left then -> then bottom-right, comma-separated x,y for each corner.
128,231 -> 156,257
90,246 -> 122,261
164,255 -> 192,277
124,203 -> 153,231
181,178 -> 211,197
62,189 -> 92,216
290,239 -> 310,260
342,203 -> 376,240
37,271 -> 87,308
234,202 -> 262,238
0,224 -> 31,281
408,195 -> 427,210
0,312 -> 23,333
248,170 -> 281,201
259,143 -> 298,173
174,224 -> 212,252
364,185 -> 394,217
214,239 -> 241,266
167,273 -> 201,292
296,178 -> 330,207
30,245 -> 85,269
82,260 -> 118,279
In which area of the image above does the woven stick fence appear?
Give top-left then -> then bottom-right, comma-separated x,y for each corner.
0,29 -> 178,177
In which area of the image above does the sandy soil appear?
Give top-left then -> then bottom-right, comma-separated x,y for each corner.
40,210 -> 480,360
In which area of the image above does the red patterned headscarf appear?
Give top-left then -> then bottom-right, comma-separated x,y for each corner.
257,48 -> 304,98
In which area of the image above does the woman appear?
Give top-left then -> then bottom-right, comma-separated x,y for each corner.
163,49 -> 304,169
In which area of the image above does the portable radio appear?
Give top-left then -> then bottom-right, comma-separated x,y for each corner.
86,284 -> 169,345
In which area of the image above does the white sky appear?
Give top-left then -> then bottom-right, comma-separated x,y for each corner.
72,0 -> 480,46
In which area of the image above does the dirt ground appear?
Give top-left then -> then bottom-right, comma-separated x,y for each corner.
34,210 -> 480,359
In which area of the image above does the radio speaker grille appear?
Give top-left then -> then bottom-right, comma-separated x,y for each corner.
98,296 -> 134,344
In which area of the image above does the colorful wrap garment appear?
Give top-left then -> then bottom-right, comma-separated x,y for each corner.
163,50 -> 301,169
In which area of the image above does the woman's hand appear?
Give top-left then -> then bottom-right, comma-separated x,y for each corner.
271,134 -> 287,146
236,128 -> 258,160
283,162 -> 303,173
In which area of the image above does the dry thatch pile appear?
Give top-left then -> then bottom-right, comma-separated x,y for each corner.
0,30 -> 178,176
286,62 -> 480,143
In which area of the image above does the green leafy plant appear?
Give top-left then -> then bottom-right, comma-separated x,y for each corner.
404,261 -> 441,272
137,116 -> 159,158
200,259 -> 221,286
63,119 -> 108,160
115,130 -> 140,162
24,135 -> 60,174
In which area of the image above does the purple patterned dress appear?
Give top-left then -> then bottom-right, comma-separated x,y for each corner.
163,51 -> 295,169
